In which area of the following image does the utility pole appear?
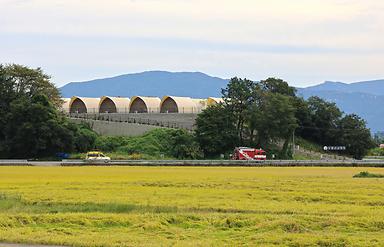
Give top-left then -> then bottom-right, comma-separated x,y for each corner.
292,129 -> 295,156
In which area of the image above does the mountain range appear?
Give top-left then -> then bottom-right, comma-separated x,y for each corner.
297,81 -> 384,134
60,71 -> 228,99
60,71 -> 384,133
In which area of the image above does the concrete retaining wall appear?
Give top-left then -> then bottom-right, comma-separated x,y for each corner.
70,118 -> 162,136
70,113 -> 197,130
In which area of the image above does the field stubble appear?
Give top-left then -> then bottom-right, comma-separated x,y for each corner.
0,166 -> 383,246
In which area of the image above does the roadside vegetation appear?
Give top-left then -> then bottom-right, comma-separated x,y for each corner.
0,166 -> 383,246
368,148 -> 384,157
71,128 -> 202,160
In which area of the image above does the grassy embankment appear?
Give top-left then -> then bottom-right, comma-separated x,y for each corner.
0,167 -> 384,246
368,147 -> 384,157
70,128 -> 201,160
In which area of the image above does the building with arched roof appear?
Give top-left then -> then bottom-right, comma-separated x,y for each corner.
207,97 -> 224,106
61,98 -> 71,113
192,98 -> 207,111
69,96 -> 100,113
160,96 -> 207,113
129,96 -> 161,113
99,96 -> 130,113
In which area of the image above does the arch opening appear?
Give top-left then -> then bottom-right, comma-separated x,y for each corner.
161,97 -> 178,113
99,98 -> 117,113
130,97 -> 148,113
70,98 -> 87,113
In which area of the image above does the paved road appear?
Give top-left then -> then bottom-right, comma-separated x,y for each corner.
0,159 -> 384,167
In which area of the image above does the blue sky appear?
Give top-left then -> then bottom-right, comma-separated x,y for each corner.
1,0 -> 383,87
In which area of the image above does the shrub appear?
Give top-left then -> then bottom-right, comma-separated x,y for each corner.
73,123 -> 98,153
117,129 -> 203,159
368,147 -> 384,156
95,136 -> 130,152
353,171 -> 384,178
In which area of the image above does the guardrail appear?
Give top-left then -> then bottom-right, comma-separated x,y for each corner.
364,156 -> 384,160
1,159 -> 384,167
0,160 -> 28,164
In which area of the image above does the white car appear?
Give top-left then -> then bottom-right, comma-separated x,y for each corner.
85,152 -> 111,163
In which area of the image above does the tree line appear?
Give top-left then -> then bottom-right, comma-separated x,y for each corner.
0,64 -> 97,158
195,77 -> 374,159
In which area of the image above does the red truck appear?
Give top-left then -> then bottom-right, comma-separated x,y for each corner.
231,147 -> 267,161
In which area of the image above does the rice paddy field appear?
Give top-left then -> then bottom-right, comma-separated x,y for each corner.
0,166 -> 383,246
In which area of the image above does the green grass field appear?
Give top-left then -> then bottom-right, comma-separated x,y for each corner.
0,166 -> 383,246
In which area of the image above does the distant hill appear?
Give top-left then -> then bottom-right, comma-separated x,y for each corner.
298,79 -> 384,133
60,71 -> 228,98
300,79 -> 384,96
297,90 -> 384,133
60,72 -> 384,133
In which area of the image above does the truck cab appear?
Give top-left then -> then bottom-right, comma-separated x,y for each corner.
232,147 -> 267,161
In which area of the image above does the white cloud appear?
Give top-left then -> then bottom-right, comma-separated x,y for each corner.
0,0 -> 383,86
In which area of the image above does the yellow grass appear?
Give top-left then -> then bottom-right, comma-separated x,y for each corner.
0,166 -> 383,246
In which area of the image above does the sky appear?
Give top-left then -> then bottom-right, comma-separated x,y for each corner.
1,0 -> 384,87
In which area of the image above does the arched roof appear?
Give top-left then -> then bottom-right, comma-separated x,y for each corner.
207,97 -> 224,106
160,96 -> 207,113
192,98 -> 207,110
99,96 -> 130,113
61,98 -> 71,113
130,96 -> 161,113
69,96 -> 100,113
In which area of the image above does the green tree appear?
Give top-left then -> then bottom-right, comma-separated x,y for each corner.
168,129 -> 203,159
259,77 -> 297,97
338,114 -> 374,159
2,95 -> 74,158
0,64 -> 61,107
249,93 -> 297,158
197,77 -> 299,158
0,64 -> 97,158
73,123 -> 98,153
293,97 -> 314,138
221,77 -> 255,144
0,64 -> 64,156
306,96 -> 343,145
195,104 -> 238,157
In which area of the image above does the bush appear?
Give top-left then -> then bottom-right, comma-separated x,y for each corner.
73,123 -> 98,153
117,129 -> 203,159
353,171 -> 384,178
95,136 -> 130,152
71,128 -> 203,160
368,147 -> 384,156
